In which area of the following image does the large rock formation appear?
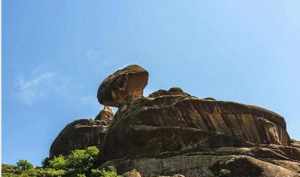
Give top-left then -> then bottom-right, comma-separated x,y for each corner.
50,119 -> 107,157
50,64 -> 300,177
95,106 -> 114,125
102,88 -> 290,160
50,107 -> 113,157
101,144 -> 300,177
97,65 -> 149,107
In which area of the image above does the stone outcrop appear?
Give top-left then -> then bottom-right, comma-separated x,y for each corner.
50,106 -> 114,157
95,106 -> 114,125
50,119 -> 108,157
103,89 -> 290,160
50,64 -> 300,177
148,87 -> 191,98
97,65 -> 149,107
102,144 -> 300,177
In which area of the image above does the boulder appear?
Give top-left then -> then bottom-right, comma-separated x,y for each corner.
95,106 -> 114,125
50,119 -> 108,157
97,65 -> 149,107
102,88 -> 290,160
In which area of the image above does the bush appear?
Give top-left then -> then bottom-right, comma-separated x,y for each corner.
16,160 -> 33,171
91,166 -> 121,177
2,146 -> 120,177
48,155 -> 67,170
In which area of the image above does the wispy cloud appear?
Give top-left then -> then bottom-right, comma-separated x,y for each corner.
15,72 -> 57,105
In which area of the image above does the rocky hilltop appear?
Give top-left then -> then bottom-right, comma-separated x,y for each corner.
50,65 -> 300,177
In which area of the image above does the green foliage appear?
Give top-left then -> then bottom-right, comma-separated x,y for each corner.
98,166 -> 122,177
16,160 -> 33,171
38,168 -> 66,177
48,155 -> 67,170
91,167 -> 121,177
41,157 -> 50,168
67,147 -> 97,169
2,146 -> 120,177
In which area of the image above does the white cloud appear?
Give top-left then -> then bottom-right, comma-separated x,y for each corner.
15,72 -> 57,105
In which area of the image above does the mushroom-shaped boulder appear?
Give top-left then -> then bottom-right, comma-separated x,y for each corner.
97,65 -> 149,107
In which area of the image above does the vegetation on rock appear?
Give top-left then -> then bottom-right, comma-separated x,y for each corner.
2,146 -> 121,177
4,65 -> 300,177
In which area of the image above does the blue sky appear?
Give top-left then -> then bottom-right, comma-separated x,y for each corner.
2,0 -> 300,165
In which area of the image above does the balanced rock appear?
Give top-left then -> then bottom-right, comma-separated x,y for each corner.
97,65 -> 149,107
103,88 -> 290,160
50,119 -> 108,157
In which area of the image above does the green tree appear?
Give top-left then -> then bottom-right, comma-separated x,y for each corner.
16,160 -> 33,171
3,146 -> 121,177
66,146 -> 100,175
48,155 -> 67,170
98,166 -> 122,177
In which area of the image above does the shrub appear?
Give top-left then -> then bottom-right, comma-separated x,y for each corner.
91,166 -> 121,177
2,146 -> 120,177
16,160 -> 33,171
48,155 -> 67,170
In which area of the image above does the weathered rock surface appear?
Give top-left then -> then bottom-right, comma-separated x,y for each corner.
103,89 -> 290,161
102,145 -> 300,177
97,65 -> 149,107
148,87 -> 190,98
95,106 -> 114,125
50,119 -> 108,157
122,169 -> 142,177
51,64 -> 300,177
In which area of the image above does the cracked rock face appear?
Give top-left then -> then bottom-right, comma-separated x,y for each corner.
103,89 -> 290,161
97,65 -> 149,107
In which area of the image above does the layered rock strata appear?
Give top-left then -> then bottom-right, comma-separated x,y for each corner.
50,105 -> 115,157
103,89 -> 290,160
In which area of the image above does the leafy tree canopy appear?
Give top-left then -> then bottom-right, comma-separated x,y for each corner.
2,146 -> 121,177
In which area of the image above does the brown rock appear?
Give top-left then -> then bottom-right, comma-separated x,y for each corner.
123,169 -> 142,177
149,87 -> 190,98
292,140 -> 300,149
97,65 -> 149,107
95,106 -> 114,125
50,119 -> 107,157
210,155 -> 299,177
156,175 -> 185,177
100,145 -> 300,177
103,89 -> 290,160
